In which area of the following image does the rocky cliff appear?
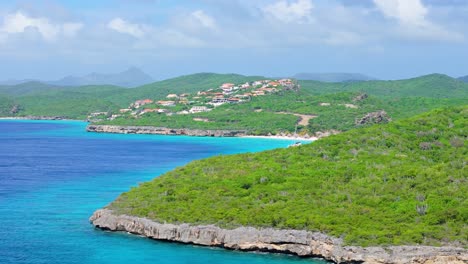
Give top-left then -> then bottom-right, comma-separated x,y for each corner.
90,209 -> 467,264
0,116 -> 68,120
86,125 -> 248,137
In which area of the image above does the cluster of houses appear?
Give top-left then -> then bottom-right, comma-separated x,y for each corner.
88,78 -> 297,121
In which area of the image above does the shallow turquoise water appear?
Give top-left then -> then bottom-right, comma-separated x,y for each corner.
0,120 -> 327,264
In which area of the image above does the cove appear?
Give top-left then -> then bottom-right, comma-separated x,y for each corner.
0,120 -> 326,264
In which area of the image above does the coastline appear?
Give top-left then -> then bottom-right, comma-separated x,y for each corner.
0,116 -> 82,121
86,124 -> 337,140
90,209 -> 468,264
242,135 -> 316,141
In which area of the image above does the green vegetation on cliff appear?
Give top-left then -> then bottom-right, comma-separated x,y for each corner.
105,73 -> 264,106
109,106 -> 468,247
0,73 -> 263,118
1,72 -> 467,130
300,74 -> 468,98
100,90 -> 467,135
0,95 -> 15,116
96,73 -> 468,135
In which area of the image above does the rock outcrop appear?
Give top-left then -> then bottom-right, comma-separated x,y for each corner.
86,125 -> 248,137
90,209 -> 467,264
353,93 -> 368,102
356,111 -> 391,125
0,116 -> 67,120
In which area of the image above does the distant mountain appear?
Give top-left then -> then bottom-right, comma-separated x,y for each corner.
0,72 -> 467,119
49,67 -> 154,88
300,73 -> 468,99
457,75 -> 468,83
0,81 -> 62,97
293,72 -> 376,82
0,79 -> 36,86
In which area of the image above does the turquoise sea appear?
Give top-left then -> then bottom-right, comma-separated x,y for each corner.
0,120 -> 327,264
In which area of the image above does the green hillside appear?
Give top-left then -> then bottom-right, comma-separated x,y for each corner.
6,85 -> 126,119
101,90 -> 467,135
0,81 -> 64,97
0,73 -> 263,118
108,106 -> 468,247
293,72 -> 375,82
0,95 -> 15,116
300,74 -> 468,98
1,72 -> 468,121
104,73 -> 264,106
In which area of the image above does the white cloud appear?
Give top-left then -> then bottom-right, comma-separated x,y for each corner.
262,0 -> 314,23
374,0 -> 428,26
108,18 -> 145,38
191,10 -> 216,29
1,12 -> 59,40
373,0 -> 464,41
0,11 -> 83,41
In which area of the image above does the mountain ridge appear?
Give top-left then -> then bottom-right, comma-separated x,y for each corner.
458,75 -> 468,83
0,67 -> 154,88
293,72 -> 376,82
49,67 -> 154,88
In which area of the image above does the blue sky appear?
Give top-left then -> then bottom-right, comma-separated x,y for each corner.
0,0 -> 467,80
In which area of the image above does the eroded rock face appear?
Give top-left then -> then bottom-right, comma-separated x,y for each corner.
353,93 -> 368,102
356,111 -> 391,125
90,209 -> 467,264
86,125 -> 248,137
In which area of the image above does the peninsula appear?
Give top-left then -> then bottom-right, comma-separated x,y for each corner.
91,106 -> 468,263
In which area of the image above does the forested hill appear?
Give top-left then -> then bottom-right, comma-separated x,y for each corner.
96,73 -> 468,136
109,105 -> 468,247
0,73 -> 263,119
0,72 -> 467,122
300,73 -> 468,98
104,73 -> 264,106
458,75 -> 468,83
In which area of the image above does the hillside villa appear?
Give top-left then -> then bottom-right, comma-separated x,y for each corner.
156,100 -> 176,107
189,106 -> 211,113
133,99 -> 153,108
112,78 -> 297,121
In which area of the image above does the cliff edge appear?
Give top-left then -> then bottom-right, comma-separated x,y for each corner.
90,209 -> 467,264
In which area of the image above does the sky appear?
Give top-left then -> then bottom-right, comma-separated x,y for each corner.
0,0 -> 467,80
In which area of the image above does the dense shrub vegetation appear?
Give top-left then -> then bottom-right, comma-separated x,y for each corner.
101,91 -> 467,135
299,73 -> 468,98
1,73 -> 467,125
109,106 -> 467,247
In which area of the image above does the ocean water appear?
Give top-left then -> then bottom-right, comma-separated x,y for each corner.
0,120 -> 327,264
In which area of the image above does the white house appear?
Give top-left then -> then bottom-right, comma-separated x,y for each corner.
189,106 -> 211,113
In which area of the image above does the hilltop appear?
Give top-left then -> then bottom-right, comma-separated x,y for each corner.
0,73 -> 262,119
92,73 -> 468,137
300,73 -> 468,98
1,72 -> 467,126
105,106 -> 467,246
458,75 -> 468,83
293,72 -> 375,82
0,67 -> 154,88
49,67 -> 154,88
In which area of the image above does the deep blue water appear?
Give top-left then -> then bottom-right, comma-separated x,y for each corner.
0,120 -> 326,264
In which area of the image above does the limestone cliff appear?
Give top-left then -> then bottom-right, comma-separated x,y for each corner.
90,209 -> 467,264
86,125 -> 248,137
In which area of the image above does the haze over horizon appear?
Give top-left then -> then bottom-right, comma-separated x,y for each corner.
0,0 -> 467,81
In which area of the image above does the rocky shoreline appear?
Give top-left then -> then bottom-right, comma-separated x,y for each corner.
86,124 -> 249,137
90,209 -> 467,264
86,124 -> 335,140
0,116 -> 70,120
